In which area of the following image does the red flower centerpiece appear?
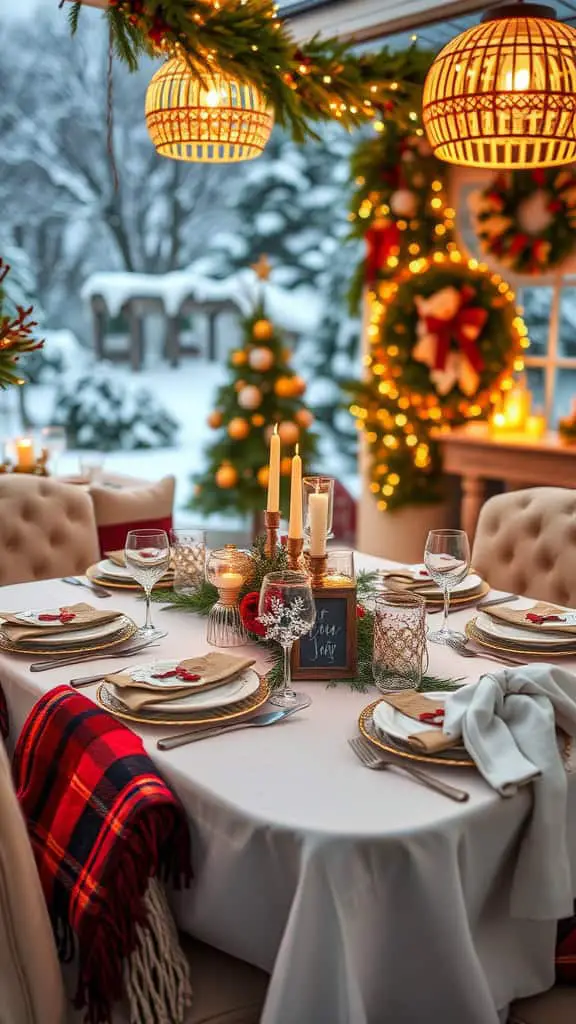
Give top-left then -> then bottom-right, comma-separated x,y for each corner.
239,592 -> 266,637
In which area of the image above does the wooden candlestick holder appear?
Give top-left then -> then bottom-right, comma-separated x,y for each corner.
264,510 -> 280,560
306,552 -> 328,588
287,536 -> 303,570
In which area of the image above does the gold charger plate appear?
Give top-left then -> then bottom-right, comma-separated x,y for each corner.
422,580 -> 490,607
0,617 -> 137,656
96,675 -> 271,727
86,565 -> 173,591
358,699 -> 475,768
465,619 -> 576,658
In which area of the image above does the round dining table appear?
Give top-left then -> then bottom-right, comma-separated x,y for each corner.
1,552 -> 576,1024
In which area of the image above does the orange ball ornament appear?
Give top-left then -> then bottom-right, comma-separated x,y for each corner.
251,414 -> 265,427
280,457 -> 292,476
215,464 -> 238,489
274,376 -> 295,398
248,346 -> 274,372
253,319 -> 274,342
234,380 -> 246,392
231,349 -> 248,367
257,465 -> 270,488
237,385 -> 262,410
291,375 -> 306,397
207,410 -> 222,429
278,421 -> 299,445
295,408 -> 314,428
228,417 -> 250,440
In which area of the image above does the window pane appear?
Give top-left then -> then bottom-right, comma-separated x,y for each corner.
554,369 -> 576,424
559,287 -> 576,358
519,287 -> 552,356
526,367 -> 546,413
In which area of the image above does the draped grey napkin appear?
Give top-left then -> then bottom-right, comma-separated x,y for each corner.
443,664 -> 576,920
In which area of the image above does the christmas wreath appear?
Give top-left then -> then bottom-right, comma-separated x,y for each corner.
471,167 -> 576,275
350,252 -> 528,510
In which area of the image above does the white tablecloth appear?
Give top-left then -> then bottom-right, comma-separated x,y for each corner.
2,554 -> 576,1024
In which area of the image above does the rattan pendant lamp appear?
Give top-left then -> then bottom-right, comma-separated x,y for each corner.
422,1 -> 576,169
145,59 -> 274,163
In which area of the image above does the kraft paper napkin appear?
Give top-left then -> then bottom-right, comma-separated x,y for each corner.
486,601 -> 576,635
377,690 -> 458,754
0,603 -> 123,642
107,652 -> 256,711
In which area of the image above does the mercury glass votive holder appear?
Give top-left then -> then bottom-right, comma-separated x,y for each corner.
205,545 -> 253,647
323,548 -> 355,587
372,592 -> 428,692
171,528 -> 207,595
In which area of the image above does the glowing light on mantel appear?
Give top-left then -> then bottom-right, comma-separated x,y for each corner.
422,2 -> 576,169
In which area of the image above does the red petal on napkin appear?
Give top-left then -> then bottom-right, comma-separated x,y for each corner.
525,613 -> 565,624
175,668 -> 201,682
418,569 -> 431,577
38,611 -> 77,623
139,550 -> 157,559
419,709 -> 445,725
38,614 -> 61,622
151,670 -> 178,679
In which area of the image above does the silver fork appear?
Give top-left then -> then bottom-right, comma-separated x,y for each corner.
348,735 -> 469,802
445,636 -> 525,666
62,576 -> 112,599
29,633 -> 166,672
70,666 -> 130,688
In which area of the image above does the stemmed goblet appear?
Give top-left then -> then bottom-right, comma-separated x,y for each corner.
258,571 -> 316,708
124,529 -> 170,636
424,529 -> 471,644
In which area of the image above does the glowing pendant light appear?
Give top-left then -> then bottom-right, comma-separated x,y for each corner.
145,58 -> 274,163
422,3 -> 576,169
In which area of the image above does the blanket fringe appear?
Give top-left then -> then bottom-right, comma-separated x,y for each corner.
123,878 -> 192,1024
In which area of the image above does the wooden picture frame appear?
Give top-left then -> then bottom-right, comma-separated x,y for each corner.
291,585 -> 357,680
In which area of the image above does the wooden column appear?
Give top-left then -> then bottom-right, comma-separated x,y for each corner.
164,315 -> 180,368
460,475 -> 485,541
91,298 -> 107,361
127,303 -> 144,371
207,311 -> 218,362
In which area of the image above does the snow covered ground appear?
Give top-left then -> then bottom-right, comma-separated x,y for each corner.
0,355 -> 359,532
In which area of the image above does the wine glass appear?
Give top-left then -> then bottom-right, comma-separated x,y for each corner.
41,426 -> 67,475
125,529 -> 170,636
424,529 -> 471,644
258,571 -> 316,709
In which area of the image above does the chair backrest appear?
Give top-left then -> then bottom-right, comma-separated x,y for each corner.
89,475 -> 176,554
0,738 -> 65,1024
471,487 -> 576,607
0,475 -> 100,586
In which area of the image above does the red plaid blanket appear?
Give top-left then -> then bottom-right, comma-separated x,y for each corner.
0,682 -> 7,739
12,685 -> 192,1024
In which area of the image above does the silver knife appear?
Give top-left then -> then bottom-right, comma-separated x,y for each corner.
30,637 -> 164,672
476,594 -> 519,609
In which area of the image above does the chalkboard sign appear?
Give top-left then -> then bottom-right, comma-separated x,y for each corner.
292,586 -> 357,680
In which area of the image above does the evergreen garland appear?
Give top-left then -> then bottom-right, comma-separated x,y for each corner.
0,260 -> 43,389
68,2 -> 430,143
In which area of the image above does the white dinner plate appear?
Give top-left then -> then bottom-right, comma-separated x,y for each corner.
394,565 -> 482,595
476,603 -> 576,647
5,615 -> 133,647
372,691 -> 461,746
96,558 -> 172,581
109,662 -> 260,713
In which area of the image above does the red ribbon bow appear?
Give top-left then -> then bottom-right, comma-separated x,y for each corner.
365,223 -> 400,283
525,613 -> 565,625
419,708 -> 445,725
423,286 -> 487,374
38,610 -> 76,624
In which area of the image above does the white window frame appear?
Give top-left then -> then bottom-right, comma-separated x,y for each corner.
521,274 -> 576,423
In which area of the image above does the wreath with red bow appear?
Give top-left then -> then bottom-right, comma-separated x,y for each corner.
471,167 -> 576,275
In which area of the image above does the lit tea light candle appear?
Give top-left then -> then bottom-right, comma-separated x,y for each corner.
309,491 -> 329,557
525,414 -> 547,439
16,438 -> 34,469
267,423 -> 280,513
219,571 -> 243,591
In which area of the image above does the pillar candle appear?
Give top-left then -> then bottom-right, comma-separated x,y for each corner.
267,423 -> 280,512
309,492 -> 329,557
16,439 -> 34,469
288,444 -> 303,539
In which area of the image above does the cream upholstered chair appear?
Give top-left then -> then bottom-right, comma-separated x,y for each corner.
0,475 -> 100,586
509,986 -> 576,1023
471,487 -> 576,607
0,737 -> 66,1024
89,474 -> 176,554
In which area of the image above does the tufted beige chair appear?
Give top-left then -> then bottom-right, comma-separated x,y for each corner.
471,487 -> 576,607
0,475 -> 100,586
0,736 -> 66,1024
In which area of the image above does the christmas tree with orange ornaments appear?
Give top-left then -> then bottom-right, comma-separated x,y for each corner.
192,299 -> 318,532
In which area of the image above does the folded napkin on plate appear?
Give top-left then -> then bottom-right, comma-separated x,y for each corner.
486,601 -> 576,634
378,690 -> 457,754
443,664 -> 576,920
106,549 -> 174,571
107,652 -> 256,711
0,602 -> 123,641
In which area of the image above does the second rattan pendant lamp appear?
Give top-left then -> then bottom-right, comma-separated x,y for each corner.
422,1 -> 576,169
